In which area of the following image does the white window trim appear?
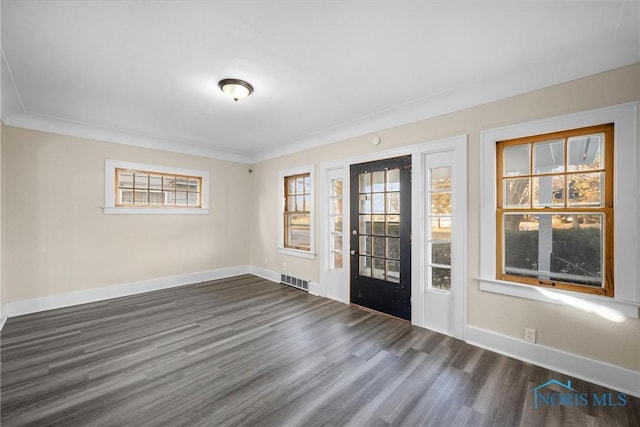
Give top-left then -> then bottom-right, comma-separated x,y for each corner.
478,102 -> 639,319
104,159 -> 210,215
278,164 -> 316,259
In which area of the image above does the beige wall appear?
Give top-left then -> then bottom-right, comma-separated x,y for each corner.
249,63 -> 640,371
2,127 -> 251,302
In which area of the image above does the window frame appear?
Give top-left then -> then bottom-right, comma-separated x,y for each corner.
479,103 -> 639,318
283,172 -> 312,251
104,160 -> 210,215
495,124 -> 614,296
278,165 -> 315,259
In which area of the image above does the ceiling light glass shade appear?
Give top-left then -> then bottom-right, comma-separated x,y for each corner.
218,78 -> 254,102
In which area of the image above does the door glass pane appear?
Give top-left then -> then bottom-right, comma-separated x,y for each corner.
372,215 -> 385,235
359,173 -> 371,193
431,267 -> 451,291
386,260 -> 400,283
333,234 -> 342,251
359,194 -> 371,213
359,215 -> 371,235
332,198 -> 342,215
372,193 -> 385,213
332,179 -> 343,197
386,215 -> 400,237
430,167 -> 451,190
333,215 -> 343,233
372,237 -> 385,258
431,217 -> 451,240
386,192 -> 400,214
432,243 -> 451,265
373,258 -> 386,280
333,252 -> 343,269
359,236 -> 371,256
372,171 -> 385,192
386,169 -> 400,191
359,256 -> 372,277
386,238 -> 400,260
431,192 -> 451,215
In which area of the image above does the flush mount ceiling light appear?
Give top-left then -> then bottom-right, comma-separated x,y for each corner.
218,78 -> 254,102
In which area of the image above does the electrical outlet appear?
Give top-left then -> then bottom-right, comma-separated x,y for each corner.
283,262 -> 287,271
264,258 -> 268,265
524,328 -> 537,343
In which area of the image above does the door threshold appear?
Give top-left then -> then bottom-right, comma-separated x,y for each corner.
350,304 -> 411,323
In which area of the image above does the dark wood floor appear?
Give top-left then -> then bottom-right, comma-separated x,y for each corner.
1,275 -> 638,426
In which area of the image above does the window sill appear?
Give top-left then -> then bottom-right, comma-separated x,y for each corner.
277,247 -> 316,260
476,277 -> 639,320
104,207 -> 210,215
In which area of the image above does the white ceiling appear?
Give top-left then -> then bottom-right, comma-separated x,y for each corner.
2,1 -> 639,163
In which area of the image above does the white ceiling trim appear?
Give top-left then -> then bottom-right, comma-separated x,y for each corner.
4,112 -> 250,163
1,48 -> 24,122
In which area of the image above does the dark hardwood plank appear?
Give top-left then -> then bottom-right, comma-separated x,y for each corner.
1,274 -> 639,426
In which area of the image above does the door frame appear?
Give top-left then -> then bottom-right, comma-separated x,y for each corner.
318,134 -> 468,338
350,155 -> 412,320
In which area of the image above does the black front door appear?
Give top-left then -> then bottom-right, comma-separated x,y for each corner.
350,155 -> 411,320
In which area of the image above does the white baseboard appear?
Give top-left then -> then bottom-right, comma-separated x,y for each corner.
466,325 -> 640,398
0,306 -> 7,331
308,282 -> 321,296
4,265 -> 252,318
249,265 -> 280,283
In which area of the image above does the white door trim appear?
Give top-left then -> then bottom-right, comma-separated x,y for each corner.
318,135 -> 468,337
